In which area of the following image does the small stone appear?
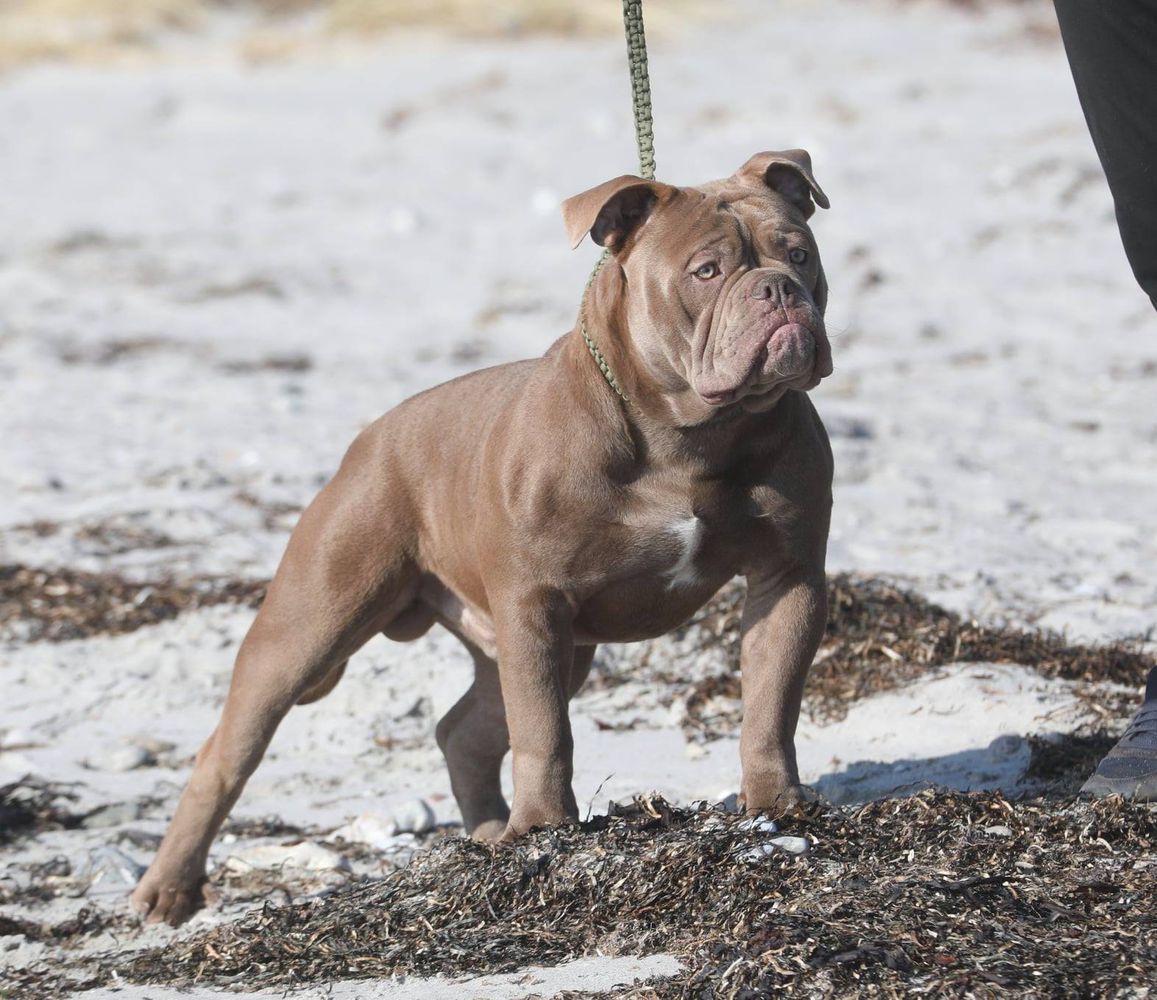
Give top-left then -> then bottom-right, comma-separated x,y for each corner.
86,746 -> 151,772
738,817 -> 779,835
768,835 -> 811,855
82,801 -> 145,829
984,825 -> 1013,838
225,841 -> 350,874
329,814 -> 401,851
739,835 -> 811,863
715,792 -> 741,814
129,736 -> 177,757
80,846 -> 146,892
390,798 -> 435,835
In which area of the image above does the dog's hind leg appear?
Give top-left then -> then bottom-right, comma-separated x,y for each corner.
131,454 -> 418,926
437,643 -> 596,841
436,640 -> 510,841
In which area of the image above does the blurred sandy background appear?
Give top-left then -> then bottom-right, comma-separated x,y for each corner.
0,0 -> 703,69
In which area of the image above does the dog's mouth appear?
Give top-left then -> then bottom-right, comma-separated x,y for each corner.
696,321 -> 832,408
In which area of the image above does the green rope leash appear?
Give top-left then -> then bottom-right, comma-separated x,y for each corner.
579,0 -> 656,404
623,0 -> 656,182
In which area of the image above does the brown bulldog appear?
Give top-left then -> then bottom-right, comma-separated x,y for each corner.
131,149 -> 834,926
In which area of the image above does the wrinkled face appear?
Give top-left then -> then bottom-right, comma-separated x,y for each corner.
562,150 -> 833,418
626,183 -> 831,412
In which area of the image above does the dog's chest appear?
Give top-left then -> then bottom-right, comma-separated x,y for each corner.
658,514 -> 709,589
625,476 -> 764,582
639,502 -> 758,589
572,483 -> 770,644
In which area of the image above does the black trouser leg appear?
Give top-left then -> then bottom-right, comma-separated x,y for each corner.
1054,0 -> 1157,310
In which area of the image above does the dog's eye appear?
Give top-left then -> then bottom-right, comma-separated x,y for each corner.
789,248 -> 809,266
693,262 -> 720,280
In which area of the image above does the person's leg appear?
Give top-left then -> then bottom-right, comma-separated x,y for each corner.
1054,0 -> 1157,310
1055,1 -> 1157,799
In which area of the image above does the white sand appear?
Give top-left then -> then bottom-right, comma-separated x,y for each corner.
2,0 -> 1155,995
59,954 -> 682,1000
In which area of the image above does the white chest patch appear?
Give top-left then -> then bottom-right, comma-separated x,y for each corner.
665,516 -> 704,589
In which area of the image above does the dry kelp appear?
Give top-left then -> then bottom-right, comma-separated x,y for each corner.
1023,731 -> 1119,797
0,906 -> 122,946
667,576 -> 1154,734
31,792 -> 1143,1000
0,776 -> 83,844
0,564 -> 266,643
5,564 -> 1151,735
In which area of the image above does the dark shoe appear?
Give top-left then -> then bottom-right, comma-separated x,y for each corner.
1081,667 -> 1157,801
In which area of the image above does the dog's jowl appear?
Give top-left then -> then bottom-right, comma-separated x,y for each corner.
132,150 -> 834,926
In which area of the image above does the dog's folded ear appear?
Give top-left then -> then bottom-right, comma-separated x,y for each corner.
561,176 -> 666,251
735,149 -> 830,219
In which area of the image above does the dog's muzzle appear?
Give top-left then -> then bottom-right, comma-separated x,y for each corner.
693,269 -> 832,406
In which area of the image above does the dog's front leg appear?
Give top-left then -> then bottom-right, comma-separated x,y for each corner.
492,590 -> 579,838
738,567 -> 827,815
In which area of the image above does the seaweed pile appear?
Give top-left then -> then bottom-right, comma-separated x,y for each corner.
0,564 -> 266,643
10,792 -> 1147,999
651,576 -> 1154,737
0,776 -> 83,845
7,564 -> 1149,729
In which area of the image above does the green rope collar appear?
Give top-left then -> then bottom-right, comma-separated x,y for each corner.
580,0 -> 655,406
579,251 -> 629,402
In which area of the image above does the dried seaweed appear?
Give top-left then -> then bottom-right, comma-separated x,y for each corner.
24,792 -> 1149,1000
0,906 -> 122,945
665,576 -> 1154,736
219,815 -> 308,839
1023,731 -> 1118,796
0,776 -> 83,844
5,564 -> 1151,750
0,564 -> 266,643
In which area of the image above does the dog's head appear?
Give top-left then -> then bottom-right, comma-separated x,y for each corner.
562,150 -> 831,418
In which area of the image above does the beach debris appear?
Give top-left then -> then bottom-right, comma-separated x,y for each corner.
714,792 -> 740,813
328,800 -> 436,850
734,818 -> 811,860
220,815 -> 307,839
76,846 -> 147,893
6,565 -> 1150,744
328,813 -> 401,851
606,575 -> 1156,742
0,905 -> 123,946
0,776 -> 82,843
736,816 -> 778,833
80,801 -> 146,830
390,798 -> 436,835
84,745 -> 152,773
223,841 -> 350,874
37,790 -> 1146,1000
0,564 -> 265,644
738,835 -> 812,862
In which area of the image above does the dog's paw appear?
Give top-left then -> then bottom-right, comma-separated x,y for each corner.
499,804 -> 578,842
739,781 -> 821,819
130,871 -> 216,927
470,819 -> 508,843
